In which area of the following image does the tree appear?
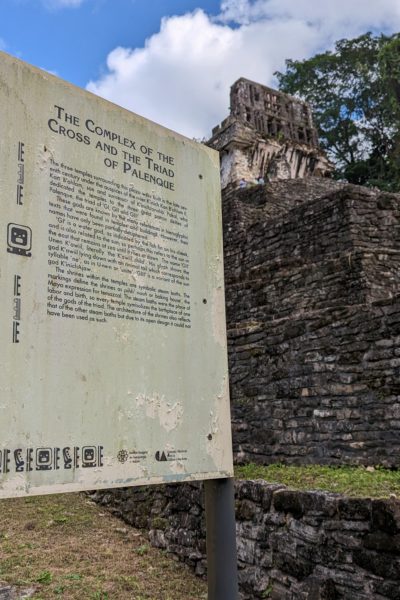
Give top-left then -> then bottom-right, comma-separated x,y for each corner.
275,33 -> 400,191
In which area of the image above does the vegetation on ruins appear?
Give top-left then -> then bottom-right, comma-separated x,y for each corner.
276,32 -> 400,191
235,464 -> 400,498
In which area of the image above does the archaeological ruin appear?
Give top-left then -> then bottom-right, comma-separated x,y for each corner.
208,78 -> 400,468
95,79 -> 400,599
208,78 -> 333,187
224,179 -> 400,469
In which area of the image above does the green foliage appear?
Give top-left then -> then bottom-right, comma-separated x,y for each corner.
90,593 -> 109,600
36,571 -> 53,584
275,32 -> 400,191
134,544 -> 150,556
262,584 -> 273,598
52,515 -> 68,524
379,36 -> 400,115
54,586 -> 65,595
235,463 -> 400,498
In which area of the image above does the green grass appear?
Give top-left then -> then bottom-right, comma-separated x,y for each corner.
0,493 -> 207,599
235,463 -> 400,498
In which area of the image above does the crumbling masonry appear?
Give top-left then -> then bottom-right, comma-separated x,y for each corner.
93,80 -> 400,599
208,78 -> 332,187
223,180 -> 400,467
206,79 -> 400,468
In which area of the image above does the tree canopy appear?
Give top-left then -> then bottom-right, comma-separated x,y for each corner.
275,32 -> 400,192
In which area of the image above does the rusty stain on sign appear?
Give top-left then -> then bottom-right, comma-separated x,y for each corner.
0,51 -> 233,498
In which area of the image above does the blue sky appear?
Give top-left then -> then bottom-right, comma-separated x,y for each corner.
0,0 -> 221,86
1,0 -> 400,138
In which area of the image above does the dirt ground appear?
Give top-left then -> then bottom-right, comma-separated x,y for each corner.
0,492 -> 207,600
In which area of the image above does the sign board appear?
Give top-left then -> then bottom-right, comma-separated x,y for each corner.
0,52 -> 233,498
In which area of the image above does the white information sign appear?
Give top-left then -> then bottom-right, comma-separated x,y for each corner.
0,52 -> 233,498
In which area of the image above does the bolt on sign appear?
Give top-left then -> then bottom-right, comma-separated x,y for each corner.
0,52 -> 233,498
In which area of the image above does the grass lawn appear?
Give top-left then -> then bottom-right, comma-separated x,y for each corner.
0,492 -> 207,600
235,463 -> 400,498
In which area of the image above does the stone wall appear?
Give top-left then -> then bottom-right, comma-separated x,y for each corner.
229,79 -> 318,146
208,78 -> 332,187
223,180 -> 400,467
208,119 -> 332,188
92,481 -> 400,600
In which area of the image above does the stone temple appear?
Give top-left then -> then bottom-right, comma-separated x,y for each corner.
94,80 -> 400,600
208,78 -> 333,188
207,78 -> 400,469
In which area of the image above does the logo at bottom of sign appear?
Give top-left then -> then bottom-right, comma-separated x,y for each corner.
0,445 -> 104,474
155,449 -> 188,462
117,449 -> 148,464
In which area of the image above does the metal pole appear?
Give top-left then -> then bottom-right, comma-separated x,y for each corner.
204,477 -> 239,600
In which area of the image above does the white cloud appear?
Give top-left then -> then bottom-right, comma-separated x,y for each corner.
219,0 -> 400,32
87,0 -> 400,139
43,0 -> 84,8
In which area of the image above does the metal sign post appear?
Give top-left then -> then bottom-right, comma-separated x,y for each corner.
205,477 -> 239,599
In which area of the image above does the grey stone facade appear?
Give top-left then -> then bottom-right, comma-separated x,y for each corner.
229,79 -> 318,146
223,179 -> 400,467
208,78 -> 332,187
